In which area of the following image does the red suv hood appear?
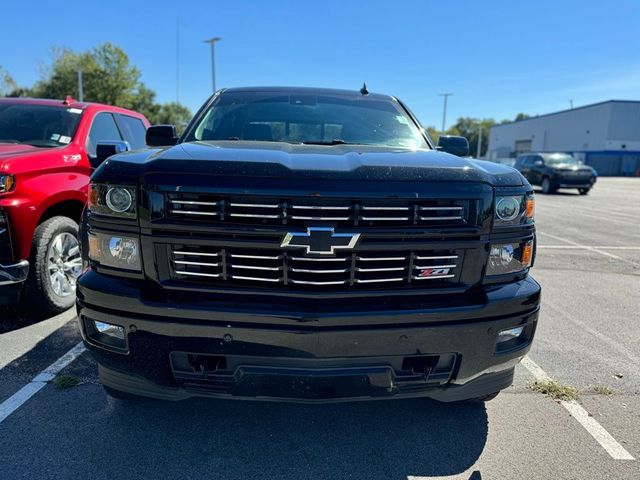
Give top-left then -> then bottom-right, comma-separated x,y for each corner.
0,143 -> 39,158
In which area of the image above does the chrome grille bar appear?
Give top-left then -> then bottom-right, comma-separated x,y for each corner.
175,271 -> 222,278
174,251 -> 221,257
229,203 -> 281,208
289,268 -> 349,274
356,277 -> 404,284
419,206 -> 463,211
290,216 -> 351,221
230,254 -> 282,260
291,205 -> 351,210
171,200 -> 218,206
413,264 -> 457,269
229,213 -> 281,219
171,210 -> 219,216
230,275 -> 282,283
289,279 -> 348,286
357,256 -> 407,262
174,260 -> 221,267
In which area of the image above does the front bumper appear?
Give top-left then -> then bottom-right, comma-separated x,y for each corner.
77,271 -> 541,403
0,260 -> 28,304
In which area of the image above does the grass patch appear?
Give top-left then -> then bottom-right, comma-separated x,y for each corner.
530,379 -> 580,401
593,385 -> 616,396
52,375 -> 80,389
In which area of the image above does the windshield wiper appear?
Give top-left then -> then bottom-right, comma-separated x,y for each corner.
301,139 -> 356,146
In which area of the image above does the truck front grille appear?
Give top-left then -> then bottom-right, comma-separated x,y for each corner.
167,194 -> 471,228
169,245 -> 463,289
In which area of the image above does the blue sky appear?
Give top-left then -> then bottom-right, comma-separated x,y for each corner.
2,0 -> 639,128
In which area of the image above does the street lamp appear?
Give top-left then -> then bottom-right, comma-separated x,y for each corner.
438,92 -> 453,133
204,36 -> 222,93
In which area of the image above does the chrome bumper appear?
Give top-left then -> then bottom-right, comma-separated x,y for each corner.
0,260 -> 29,286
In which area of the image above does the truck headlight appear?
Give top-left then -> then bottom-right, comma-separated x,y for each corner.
88,183 -> 136,218
494,194 -> 534,226
88,232 -> 141,271
486,240 -> 533,276
0,174 -> 15,193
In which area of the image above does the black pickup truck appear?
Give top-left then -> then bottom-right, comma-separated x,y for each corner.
78,87 -> 540,403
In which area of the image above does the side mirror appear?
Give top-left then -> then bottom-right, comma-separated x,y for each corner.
437,135 -> 470,157
146,125 -> 178,147
534,159 -> 544,167
93,141 -> 131,169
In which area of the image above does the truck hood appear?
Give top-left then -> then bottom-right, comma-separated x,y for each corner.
97,140 -> 526,187
0,143 -> 40,172
0,143 -> 40,158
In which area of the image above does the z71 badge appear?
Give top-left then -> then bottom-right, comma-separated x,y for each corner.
417,268 -> 451,278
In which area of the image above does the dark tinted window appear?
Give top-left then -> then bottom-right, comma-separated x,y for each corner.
0,103 -> 83,147
187,91 -> 428,149
118,115 -> 147,149
87,113 -> 122,156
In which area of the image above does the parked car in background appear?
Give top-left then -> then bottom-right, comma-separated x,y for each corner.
514,152 -> 597,194
491,158 -> 516,168
0,97 -> 149,314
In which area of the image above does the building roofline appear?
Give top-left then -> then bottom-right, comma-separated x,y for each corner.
493,100 -> 640,129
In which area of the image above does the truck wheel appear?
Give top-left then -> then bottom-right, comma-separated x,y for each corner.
23,216 -> 82,316
541,177 -> 555,194
578,188 -> 590,195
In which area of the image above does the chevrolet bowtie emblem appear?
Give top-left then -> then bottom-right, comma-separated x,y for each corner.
280,227 -> 361,255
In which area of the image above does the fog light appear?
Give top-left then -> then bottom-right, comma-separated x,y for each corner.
88,232 -> 141,271
84,317 -> 127,352
486,240 -> 534,276
495,325 -> 528,354
497,326 -> 524,344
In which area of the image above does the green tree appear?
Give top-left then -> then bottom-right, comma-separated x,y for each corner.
424,126 -> 439,145
5,43 -> 191,131
445,117 -> 496,158
148,102 -> 193,133
0,66 -> 17,96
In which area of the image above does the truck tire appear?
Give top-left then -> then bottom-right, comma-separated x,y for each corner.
541,177 -> 555,194
23,216 -> 82,316
578,188 -> 590,195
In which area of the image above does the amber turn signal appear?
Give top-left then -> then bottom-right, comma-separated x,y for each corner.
521,242 -> 534,267
525,197 -> 535,219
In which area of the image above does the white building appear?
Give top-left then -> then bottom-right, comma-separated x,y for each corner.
488,100 -> 640,175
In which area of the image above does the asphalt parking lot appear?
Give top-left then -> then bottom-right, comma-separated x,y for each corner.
0,177 -> 638,480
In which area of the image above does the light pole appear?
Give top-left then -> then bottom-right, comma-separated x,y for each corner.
438,92 -> 453,133
204,36 -> 222,93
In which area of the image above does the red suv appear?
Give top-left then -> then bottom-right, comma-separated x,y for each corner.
0,97 -> 149,314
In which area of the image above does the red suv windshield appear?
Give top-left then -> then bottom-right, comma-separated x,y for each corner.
0,103 -> 83,148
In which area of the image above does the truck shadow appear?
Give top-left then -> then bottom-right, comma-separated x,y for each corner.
1,328 -> 488,479
97,394 -> 488,479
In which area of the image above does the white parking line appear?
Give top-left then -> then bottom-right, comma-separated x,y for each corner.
537,232 -> 639,266
538,245 -> 640,250
0,341 -> 86,425
521,355 -> 635,461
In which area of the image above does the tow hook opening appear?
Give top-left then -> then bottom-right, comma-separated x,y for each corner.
402,355 -> 439,375
188,354 -> 227,375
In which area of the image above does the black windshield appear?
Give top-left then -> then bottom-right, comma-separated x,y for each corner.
186,91 -> 428,149
0,103 -> 83,147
